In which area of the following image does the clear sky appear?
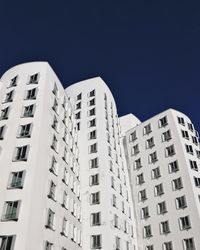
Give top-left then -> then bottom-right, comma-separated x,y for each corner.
0,1 -> 200,131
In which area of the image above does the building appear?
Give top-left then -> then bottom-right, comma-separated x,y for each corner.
122,109 -> 200,250
0,62 -> 200,250
0,62 -> 82,250
66,78 -> 138,250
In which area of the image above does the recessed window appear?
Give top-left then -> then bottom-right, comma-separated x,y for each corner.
28,73 -> 39,84
52,83 -> 58,97
144,225 -> 152,238
137,173 -> 145,185
115,236 -> 121,249
177,116 -> 185,126
45,241 -> 53,250
61,217 -> 69,236
169,160 -> 179,173
158,201 -> 167,214
160,220 -> 170,234
176,195 -> 187,209
89,130 -> 97,140
52,98 -> 58,113
18,123 -> 32,138
9,76 -> 18,87
179,216 -> 191,230
139,189 -> 147,201
8,171 -> 25,189
89,157 -> 99,168
196,150 -> 200,159
0,107 -> 10,120
62,191 -> 69,209
13,145 -> 29,161
132,144 -> 139,155
91,212 -> 101,226
0,235 -> 15,250
135,158 -> 142,169
50,156 -> 57,175
155,183 -> 164,196
89,118 -> 96,127
91,234 -> 101,249
194,177 -> 200,187
89,108 -> 95,116
77,93 -> 82,100
187,123 -> 194,132
4,90 -> 14,103
48,181 -> 56,201
89,90 -> 95,97
89,98 -> 95,106
112,194 -> 117,207
146,245 -> 154,250
129,131 -> 137,142
89,143 -> 97,153
182,130 -> 189,140
165,145 -> 175,157
2,201 -> 20,221
189,160 -> 198,171
90,174 -> 99,186
152,167 -> 161,179
183,238 -> 195,250
45,209 -> 55,230
192,136 -> 198,145
144,124 -> 151,135
146,137 -> 155,148
163,241 -> 173,250
76,102 -> 81,110
141,206 -> 149,219
52,116 -> 58,131
90,192 -> 100,205
25,88 -> 37,100
185,144 -> 194,154
149,151 -> 158,163
172,177 -> 183,190
22,104 -> 35,117
162,130 -> 171,141
159,116 -> 168,127
0,125 -> 6,140
51,135 -> 58,152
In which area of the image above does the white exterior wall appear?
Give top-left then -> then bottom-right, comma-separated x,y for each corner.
66,78 -> 138,250
0,62 -> 82,250
123,109 -> 200,250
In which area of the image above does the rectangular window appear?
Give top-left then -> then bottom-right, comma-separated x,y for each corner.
146,246 -> 154,250
52,83 -> 58,97
62,191 -> 69,209
0,107 -> 10,120
132,144 -> 139,155
158,201 -> 167,214
4,90 -> 14,102
112,194 -> 117,207
155,183 -> 164,196
75,112 -> 81,119
77,93 -> 82,100
144,124 -> 151,135
163,241 -> 173,250
116,236 -> 121,250
196,150 -> 200,159
28,73 -> 39,84
176,195 -> 187,209
135,158 -> 142,169
169,160 -> 179,173
0,235 -> 15,250
190,160 -> 198,171
18,123 -> 32,138
172,177 -> 183,190
52,116 -> 58,131
160,220 -> 170,234
10,76 -> 18,87
159,116 -> 168,127
61,217 -> 69,236
182,130 -> 189,140
114,214 -> 119,228
89,98 -> 95,106
89,143 -> 97,153
91,235 -> 101,249
166,145 -> 175,157
137,173 -> 145,184
48,181 -> 56,200
144,225 -> 152,238
45,241 -> 53,250
179,216 -> 191,230
141,206 -> 149,219
129,131 -> 137,141
192,136 -> 198,145
177,117 -> 185,125
152,167 -> 161,179
149,152 -> 158,163
52,98 -> 58,113
89,108 -> 95,116
183,238 -> 195,250
139,189 -> 147,201
46,209 -> 55,230
90,174 -> 99,186
146,137 -> 155,148
76,102 -> 81,110
13,145 -> 29,161
50,156 -> 57,175
51,135 -> 58,152
188,123 -> 194,132
25,88 -> 37,100
89,90 -> 95,97
91,212 -> 101,226
89,118 -> 96,127
185,144 -> 194,154
91,192 -> 100,205
89,157 -> 99,168
8,171 -> 25,189
162,130 -> 171,141
194,177 -> 200,187
89,130 -> 97,140
22,104 -> 35,117
0,125 -> 6,139
2,201 -> 20,221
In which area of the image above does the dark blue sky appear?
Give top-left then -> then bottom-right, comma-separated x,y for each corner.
0,1 -> 200,130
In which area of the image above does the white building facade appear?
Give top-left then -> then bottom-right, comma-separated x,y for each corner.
123,109 -> 200,250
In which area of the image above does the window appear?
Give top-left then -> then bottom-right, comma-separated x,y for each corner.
194,177 -> 200,187
177,116 -> 185,125
52,116 -> 58,131
112,194 -> 117,207
62,191 -> 69,209
188,123 -> 194,132
189,160 -> 198,171
0,107 -> 10,120
89,118 -> 96,127
182,130 -> 189,140
28,73 -> 39,84
146,137 -> 155,148
0,235 -> 15,250
183,238 -> 195,250
196,150 -> 200,159
176,195 -> 187,209
91,212 -> 101,226
149,152 -> 158,163
158,201 -> 167,214
90,157 -> 98,168
90,174 -> 99,186
192,136 -> 198,145
141,206 -> 149,219
13,145 -> 29,161
51,135 -> 58,152
46,209 -> 55,230
144,225 -> 152,238
45,241 -> 53,250
166,145 -> 175,157
162,130 -> 171,141
50,156 -> 57,175
89,143 -> 97,153
132,144 -> 139,155
89,98 -> 95,106
75,112 -> 81,119
111,176 -> 115,189
0,125 -> 6,139
172,177 -> 183,190
25,88 -> 37,99
4,90 -> 14,102
52,83 -> 58,97
2,201 -> 20,221
163,241 -> 173,250
152,167 -> 161,179
52,98 -> 58,113
91,192 -> 100,204
169,160 -> 179,173
89,90 -> 95,97
129,131 -> 137,141
48,181 -> 56,200
185,144 -> 193,154
135,158 -> 142,169
18,123 -> 32,138
115,236 -> 121,250
22,104 -> 35,117
10,76 -> 18,87
61,217 -> 69,236
146,246 -> 154,250
114,214 -> 119,228
179,216 -> 191,230
8,171 -> 25,189
77,93 -> 82,100
76,102 -> 81,110
155,183 -> 164,196
159,116 -> 168,127
144,124 -> 151,135
89,108 -> 95,116
137,173 -> 145,184
91,235 -> 101,249
89,130 -> 97,140
139,189 -> 147,201
160,220 -> 170,234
